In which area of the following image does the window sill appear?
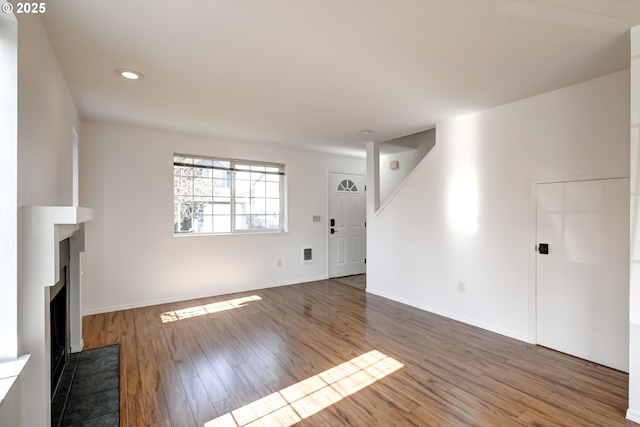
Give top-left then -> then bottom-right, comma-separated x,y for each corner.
0,355 -> 30,406
173,230 -> 288,237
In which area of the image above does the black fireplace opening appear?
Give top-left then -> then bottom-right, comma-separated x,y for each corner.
50,276 -> 66,396
51,239 -> 70,398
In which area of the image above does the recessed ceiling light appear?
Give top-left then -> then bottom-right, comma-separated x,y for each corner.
115,68 -> 144,80
360,130 -> 373,136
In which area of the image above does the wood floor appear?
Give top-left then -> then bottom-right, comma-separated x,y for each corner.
331,274 -> 366,291
82,280 -> 637,427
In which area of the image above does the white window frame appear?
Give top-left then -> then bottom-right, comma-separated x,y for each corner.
173,153 -> 286,235
0,7 -> 29,407
0,7 -> 18,362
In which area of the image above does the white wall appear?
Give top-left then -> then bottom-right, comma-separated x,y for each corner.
367,70 -> 629,342
17,18 -> 79,207
80,122 -> 365,314
628,25 -> 640,424
0,13 -> 81,427
380,129 -> 435,205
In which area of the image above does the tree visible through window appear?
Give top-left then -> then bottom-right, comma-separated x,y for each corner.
174,154 -> 285,234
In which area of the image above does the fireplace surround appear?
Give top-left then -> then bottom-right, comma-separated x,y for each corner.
21,206 -> 95,427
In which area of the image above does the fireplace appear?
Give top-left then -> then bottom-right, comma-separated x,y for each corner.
21,205 -> 95,427
50,239 -> 70,397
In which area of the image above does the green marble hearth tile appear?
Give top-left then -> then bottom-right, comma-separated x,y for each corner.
61,386 -> 119,425
56,345 -> 120,427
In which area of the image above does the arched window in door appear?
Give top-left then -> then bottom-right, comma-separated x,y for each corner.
337,179 -> 358,192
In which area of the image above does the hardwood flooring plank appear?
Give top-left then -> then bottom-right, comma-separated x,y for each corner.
190,350 -> 230,404
568,372 -> 629,408
232,362 -> 273,396
163,327 -> 197,379
103,311 -> 121,346
82,280 -> 638,427
445,385 -> 528,426
133,308 -> 152,348
211,398 -> 237,420
223,322 -> 280,386
122,334 -> 141,392
207,351 -> 262,407
182,376 -> 218,426
249,342 -> 299,386
119,309 -> 135,339
138,344 -> 170,424
410,403 -> 470,427
157,359 -> 197,427
148,318 -> 173,363
517,409 -> 584,427
127,392 -> 146,427
484,361 -> 556,400
81,314 -> 94,343
176,326 -> 204,354
545,388 -> 630,426
83,313 -> 105,349
337,387 -> 424,427
119,379 -> 127,427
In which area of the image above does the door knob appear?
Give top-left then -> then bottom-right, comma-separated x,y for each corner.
331,229 -> 338,234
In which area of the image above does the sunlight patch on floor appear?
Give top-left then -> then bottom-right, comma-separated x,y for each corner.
205,350 -> 404,427
160,295 -> 262,323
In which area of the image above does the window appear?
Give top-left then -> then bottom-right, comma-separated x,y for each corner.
174,154 -> 285,234
337,179 -> 358,192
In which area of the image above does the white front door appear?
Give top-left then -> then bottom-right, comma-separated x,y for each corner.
329,173 -> 366,278
536,178 -> 629,371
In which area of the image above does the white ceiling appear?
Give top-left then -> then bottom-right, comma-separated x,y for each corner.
40,0 -> 640,156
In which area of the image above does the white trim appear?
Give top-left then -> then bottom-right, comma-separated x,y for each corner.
70,340 -> 84,354
366,288 -> 529,343
527,169 -> 630,343
0,355 -> 29,407
366,142 -> 380,214
627,408 -> 640,423
22,206 -> 95,288
82,276 -> 328,315
173,230 -> 289,238
72,127 -> 79,207
0,3 -> 18,362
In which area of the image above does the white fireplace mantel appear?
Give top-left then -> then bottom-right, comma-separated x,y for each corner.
21,205 -> 95,427
23,206 -> 95,288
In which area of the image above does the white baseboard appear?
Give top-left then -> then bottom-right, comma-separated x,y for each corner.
82,276 -> 328,316
627,408 -> 640,423
70,340 -> 84,353
366,288 -> 529,343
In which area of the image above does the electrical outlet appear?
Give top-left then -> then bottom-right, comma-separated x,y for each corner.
458,281 -> 466,293
277,258 -> 282,267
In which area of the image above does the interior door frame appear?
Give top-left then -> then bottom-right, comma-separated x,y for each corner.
527,169 -> 629,344
327,170 -> 367,279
